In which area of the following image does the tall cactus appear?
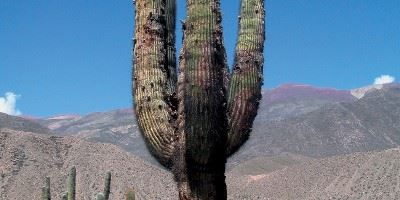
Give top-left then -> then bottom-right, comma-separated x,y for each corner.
132,0 -> 265,199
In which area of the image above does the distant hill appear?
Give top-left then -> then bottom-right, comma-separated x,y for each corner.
257,84 -> 355,122
0,129 -> 177,199
228,148 -> 400,199
37,84 -> 357,166
231,85 -> 400,165
3,128 -> 400,200
0,112 -> 51,134
36,109 -> 157,164
1,83 -> 400,199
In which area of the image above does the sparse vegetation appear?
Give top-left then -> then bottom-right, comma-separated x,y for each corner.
40,167 -> 111,200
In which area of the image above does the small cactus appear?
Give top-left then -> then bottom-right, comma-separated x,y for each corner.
61,192 -> 68,200
103,171 -> 111,200
67,166 -> 76,200
40,167 -> 112,200
125,188 -> 135,200
41,177 -> 51,200
95,193 -> 105,200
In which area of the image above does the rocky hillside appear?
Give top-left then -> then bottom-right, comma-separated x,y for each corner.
37,84 -> 357,166
0,112 -> 50,134
257,84 -> 355,122
0,129 -> 177,200
230,86 -> 400,164
228,148 -> 400,200
2,128 -> 400,200
36,109 -> 158,165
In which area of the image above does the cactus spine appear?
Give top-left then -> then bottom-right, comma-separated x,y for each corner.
132,0 -> 265,199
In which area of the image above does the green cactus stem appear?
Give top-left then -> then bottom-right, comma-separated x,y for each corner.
132,0 -> 265,199
61,193 -> 68,200
133,0 -> 177,167
39,168 -> 112,200
41,176 -> 51,200
226,0 -> 265,156
95,193 -> 105,200
67,166 -> 76,200
125,189 -> 135,200
103,171 -> 111,200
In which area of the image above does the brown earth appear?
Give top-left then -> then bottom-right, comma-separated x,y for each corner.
1,128 -> 400,199
0,129 -> 177,200
228,148 -> 400,200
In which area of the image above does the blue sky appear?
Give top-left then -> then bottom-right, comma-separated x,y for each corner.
0,0 -> 399,117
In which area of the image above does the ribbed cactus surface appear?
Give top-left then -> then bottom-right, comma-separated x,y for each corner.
132,0 -> 265,199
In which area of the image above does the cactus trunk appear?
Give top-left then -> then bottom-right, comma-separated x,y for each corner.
177,171 -> 226,199
132,0 -> 265,199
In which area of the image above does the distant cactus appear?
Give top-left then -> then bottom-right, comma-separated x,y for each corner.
40,168 -> 112,200
103,171 -> 111,200
61,192 -> 68,200
41,176 -> 51,200
125,188 -> 135,200
95,193 -> 106,200
67,166 -> 76,200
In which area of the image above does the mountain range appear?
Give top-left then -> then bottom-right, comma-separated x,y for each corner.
1,83 -> 399,199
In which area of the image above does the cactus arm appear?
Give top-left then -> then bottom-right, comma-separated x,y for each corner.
67,166 -> 76,200
103,171 -> 111,200
226,0 -> 265,156
133,0 -> 177,167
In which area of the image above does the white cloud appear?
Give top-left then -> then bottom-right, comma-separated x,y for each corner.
0,92 -> 22,116
374,75 -> 395,85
